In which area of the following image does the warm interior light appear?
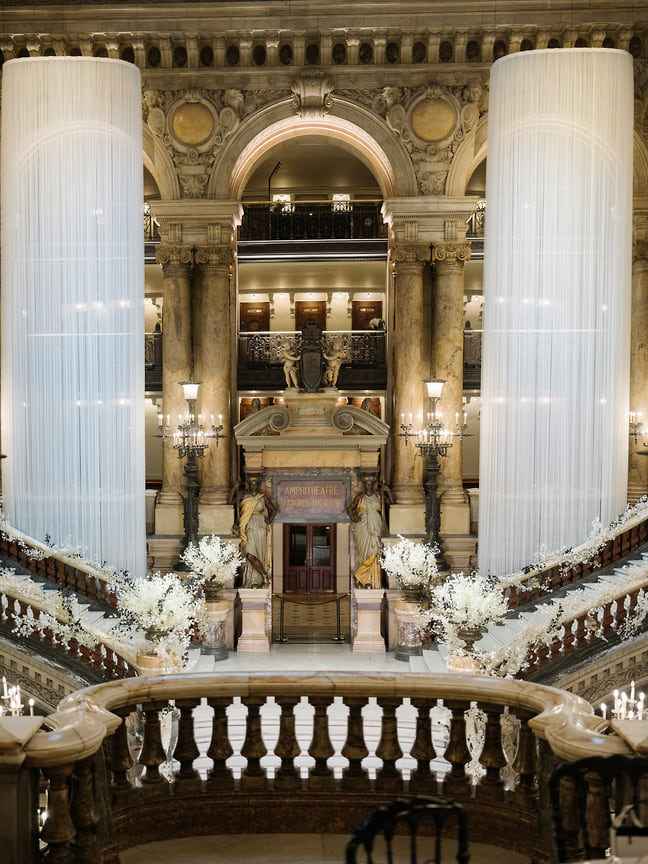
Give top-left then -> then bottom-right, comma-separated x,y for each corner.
425,379 -> 445,400
180,380 -> 200,401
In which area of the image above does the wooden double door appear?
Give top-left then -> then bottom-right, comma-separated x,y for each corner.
283,523 -> 336,593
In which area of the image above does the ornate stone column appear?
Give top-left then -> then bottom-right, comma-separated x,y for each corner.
389,243 -> 429,535
431,241 -> 471,538
629,214 -> 648,503
154,244 -> 194,537
194,242 -> 236,533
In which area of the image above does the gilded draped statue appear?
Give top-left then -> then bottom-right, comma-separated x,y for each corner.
346,476 -> 393,589
230,477 -> 278,587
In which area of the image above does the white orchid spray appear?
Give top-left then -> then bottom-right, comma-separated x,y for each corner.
380,536 -> 439,591
110,570 -> 199,660
181,535 -> 242,588
426,570 -> 508,650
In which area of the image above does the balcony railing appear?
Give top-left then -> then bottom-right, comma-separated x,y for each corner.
238,329 -> 387,390
3,668 -> 633,862
145,329 -> 162,391
240,201 -> 387,242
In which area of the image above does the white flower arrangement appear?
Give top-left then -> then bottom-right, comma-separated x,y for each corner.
426,571 -> 508,650
380,537 -> 438,590
181,535 -> 242,588
110,570 -> 199,657
369,317 -> 386,330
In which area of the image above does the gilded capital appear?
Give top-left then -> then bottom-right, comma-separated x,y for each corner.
155,244 -> 194,273
193,244 -> 235,268
431,241 -> 472,266
633,239 -> 648,264
390,243 -> 431,266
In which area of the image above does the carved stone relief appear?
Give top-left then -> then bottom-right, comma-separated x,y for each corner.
142,85 -> 289,198
338,80 -> 488,195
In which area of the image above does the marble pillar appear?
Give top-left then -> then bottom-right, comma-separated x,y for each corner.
154,245 -> 194,536
431,242 -> 471,539
194,244 -> 235,534
629,233 -> 648,503
389,243 -> 429,535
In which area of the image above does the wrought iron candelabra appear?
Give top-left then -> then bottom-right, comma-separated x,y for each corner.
159,380 -> 224,551
400,380 -> 468,570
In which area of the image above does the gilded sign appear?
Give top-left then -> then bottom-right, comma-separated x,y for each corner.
276,480 -> 346,516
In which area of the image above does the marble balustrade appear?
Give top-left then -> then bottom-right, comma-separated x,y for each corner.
3,671 -> 633,863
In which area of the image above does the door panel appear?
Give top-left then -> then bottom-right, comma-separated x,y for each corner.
283,523 -> 335,592
295,300 -> 326,332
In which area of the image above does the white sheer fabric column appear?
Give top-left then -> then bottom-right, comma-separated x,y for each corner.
1,58 -> 146,578
479,49 -> 633,576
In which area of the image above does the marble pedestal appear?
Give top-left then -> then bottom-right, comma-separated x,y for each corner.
394,598 -> 423,661
352,589 -> 385,653
237,588 -> 270,653
201,599 -> 229,660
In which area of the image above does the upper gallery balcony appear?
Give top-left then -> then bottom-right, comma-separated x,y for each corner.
240,200 -> 387,243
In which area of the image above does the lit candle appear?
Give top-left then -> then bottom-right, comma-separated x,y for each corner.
29,699 -> 34,717
218,414 -> 223,427
2,676 -> 6,697
631,680 -> 636,702
400,413 -> 404,425
601,703 -> 607,720
158,413 -> 163,427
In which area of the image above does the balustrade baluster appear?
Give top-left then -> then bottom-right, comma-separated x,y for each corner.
478,704 -> 507,800
240,697 -> 267,790
41,763 -> 76,863
273,696 -> 301,790
375,697 -> 403,792
584,769 -> 609,854
173,699 -> 201,783
139,701 -> 168,785
341,697 -> 369,790
442,701 -> 471,797
70,755 -> 101,864
511,712 -> 538,802
556,773 -> 585,861
307,696 -> 335,790
409,698 -> 436,793
206,697 -> 234,789
109,710 -> 134,792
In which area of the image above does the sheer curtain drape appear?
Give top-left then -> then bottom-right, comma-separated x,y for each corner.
1,57 -> 146,578
479,49 -> 633,577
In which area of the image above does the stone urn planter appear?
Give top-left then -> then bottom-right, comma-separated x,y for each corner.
201,582 -> 230,660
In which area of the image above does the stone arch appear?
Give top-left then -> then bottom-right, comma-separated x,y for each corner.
446,113 -> 488,196
209,96 -> 417,200
634,129 -> 648,195
143,124 -> 179,200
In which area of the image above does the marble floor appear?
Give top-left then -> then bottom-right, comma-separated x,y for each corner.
187,637 -> 447,674
120,833 -> 530,864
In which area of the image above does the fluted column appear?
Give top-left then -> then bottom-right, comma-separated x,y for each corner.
194,243 -> 235,532
389,243 -> 429,534
629,228 -> 648,503
155,245 -> 193,535
431,241 -> 471,536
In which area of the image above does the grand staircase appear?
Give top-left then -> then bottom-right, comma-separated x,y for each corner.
2,517 -> 648,687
